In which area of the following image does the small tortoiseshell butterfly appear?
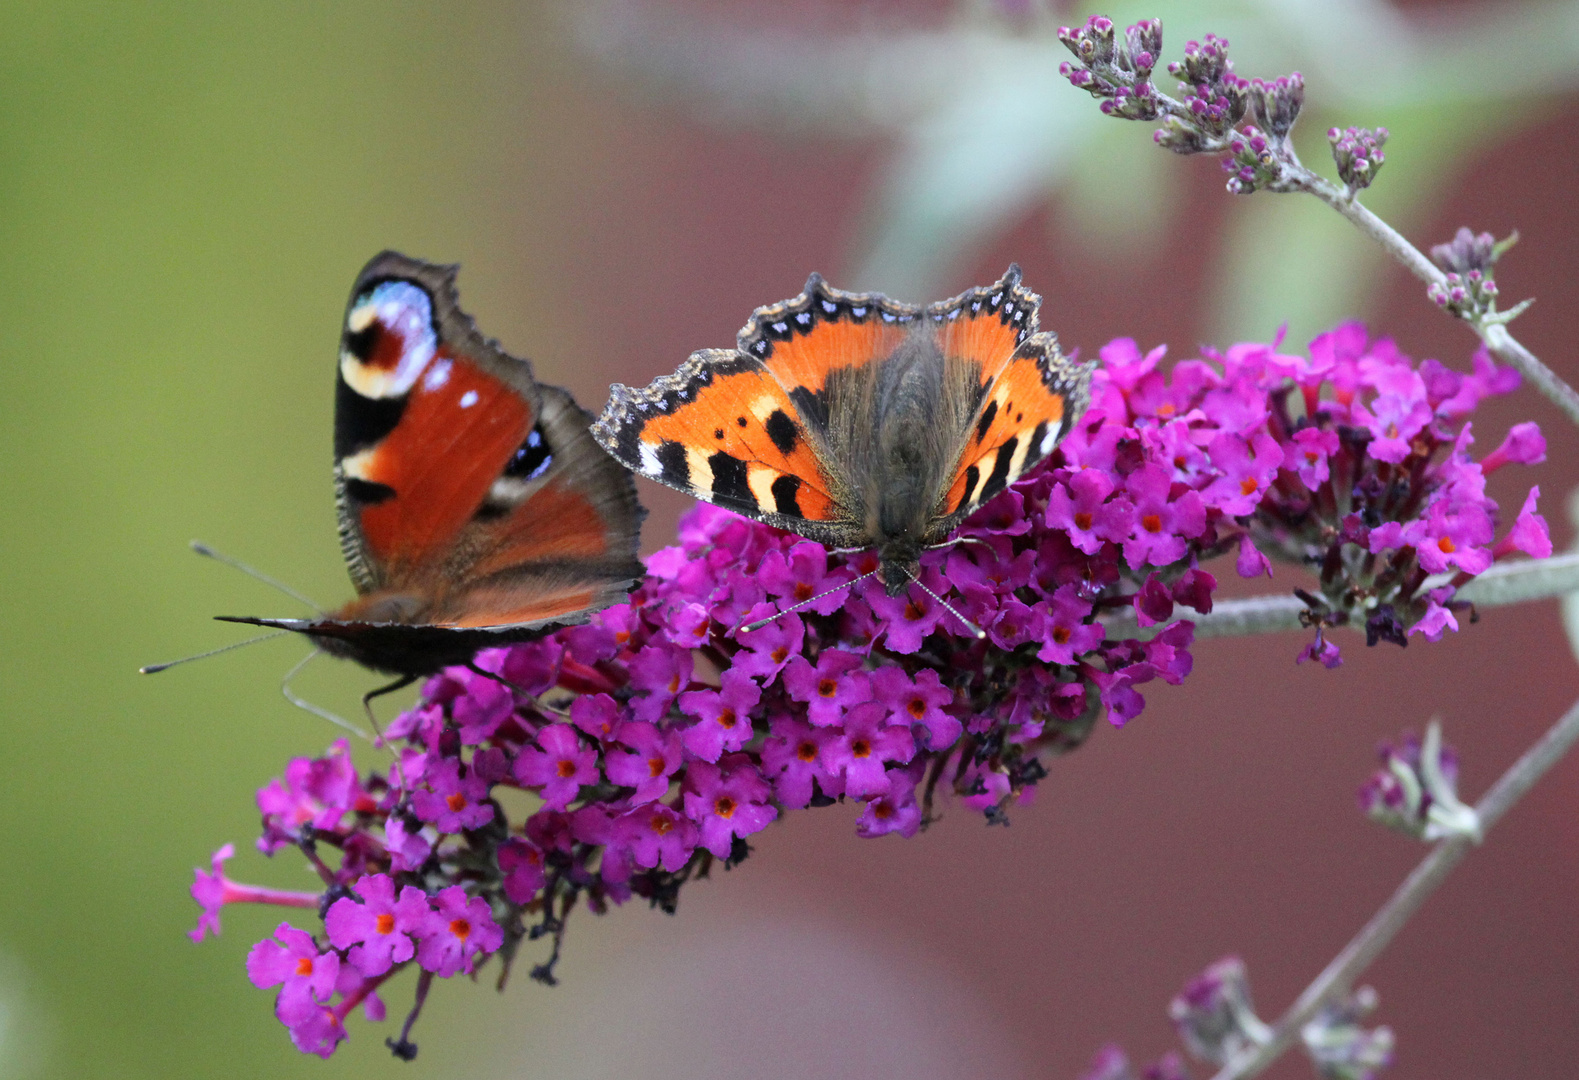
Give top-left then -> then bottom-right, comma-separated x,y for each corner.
221,252 -> 645,679
593,265 -> 1091,595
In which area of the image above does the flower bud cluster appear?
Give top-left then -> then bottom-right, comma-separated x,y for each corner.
1357,721 -> 1481,841
1079,1045 -> 1189,1080
1057,16 -> 1164,121
1328,126 -> 1388,194
1301,986 -> 1396,1080
1094,961 -> 1393,1078
192,326 -> 1546,1057
1248,73 -> 1305,139
1154,34 -> 1251,155
1222,125 -> 1280,195
1169,956 -> 1273,1065
1427,227 -> 1515,321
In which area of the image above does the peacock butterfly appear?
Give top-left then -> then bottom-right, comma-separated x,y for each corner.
220,251 -> 645,682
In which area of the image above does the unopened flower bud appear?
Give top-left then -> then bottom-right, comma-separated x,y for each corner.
1357,720 -> 1480,841
1249,73 -> 1304,138
1430,226 -> 1497,276
1425,230 -> 1516,320
1125,19 -> 1163,77
1169,956 -> 1272,1065
1328,126 -> 1387,193
1080,1045 -> 1140,1080
1168,34 -> 1232,88
1301,986 -> 1395,1080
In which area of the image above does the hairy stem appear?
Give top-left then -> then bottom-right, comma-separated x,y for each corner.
1101,551 -> 1579,641
1289,167 -> 1579,429
1209,692 -> 1579,1080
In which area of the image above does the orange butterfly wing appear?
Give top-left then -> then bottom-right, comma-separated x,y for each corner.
595,274 -> 930,547
594,267 -> 1091,563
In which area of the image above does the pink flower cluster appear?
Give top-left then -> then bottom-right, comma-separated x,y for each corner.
1221,323 -> 1550,663
192,327 -> 1547,1057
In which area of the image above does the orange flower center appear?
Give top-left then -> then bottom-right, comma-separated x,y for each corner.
556,759 -> 578,779
375,913 -> 396,935
904,601 -> 925,621
873,801 -> 895,820
851,738 -> 872,758
650,813 -> 673,835
1074,511 -> 1093,530
1239,477 -> 1258,496
796,740 -> 817,762
714,796 -> 737,818
1304,450 -> 1320,464
1157,402 -> 1176,417
794,582 -> 814,601
771,646 -> 788,663
446,792 -> 466,812
648,756 -> 666,778
1438,536 -> 1456,553
1142,513 -> 1162,534
667,674 -> 680,693
817,678 -> 838,698
717,708 -> 737,729
1052,626 -> 1071,644
449,918 -> 471,942
295,957 -> 314,977
907,697 -> 926,719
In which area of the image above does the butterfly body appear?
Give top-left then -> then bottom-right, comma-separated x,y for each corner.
225,252 -> 645,677
593,266 -> 1090,595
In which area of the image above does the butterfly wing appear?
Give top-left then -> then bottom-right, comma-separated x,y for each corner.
594,273 -> 930,549
329,252 -> 643,651
923,266 -> 1093,537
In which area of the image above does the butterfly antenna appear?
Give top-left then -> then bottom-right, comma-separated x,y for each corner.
138,630 -> 291,674
739,568 -> 878,634
190,540 -> 324,613
909,574 -> 986,640
281,649 -> 372,741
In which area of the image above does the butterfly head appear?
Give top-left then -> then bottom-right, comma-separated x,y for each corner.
878,548 -> 921,596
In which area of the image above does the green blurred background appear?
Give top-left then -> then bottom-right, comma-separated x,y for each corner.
0,5 -> 608,1075
5,2 -> 1579,1078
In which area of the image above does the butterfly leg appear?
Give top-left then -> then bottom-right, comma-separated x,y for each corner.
465,662 -> 571,720
362,674 -> 418,743
464,661 -> 529,695
280,649 -> 372,741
